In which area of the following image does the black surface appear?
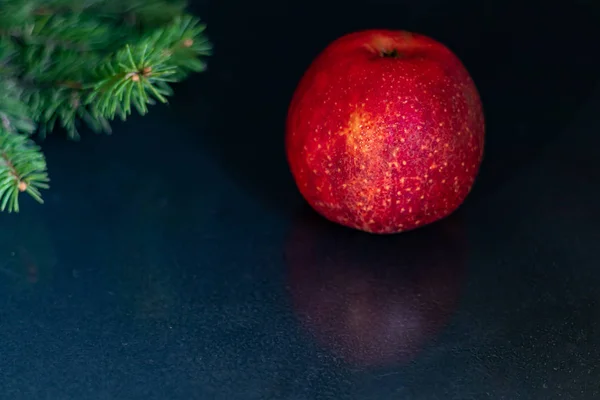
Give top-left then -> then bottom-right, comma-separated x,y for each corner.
1,1 -> 600,399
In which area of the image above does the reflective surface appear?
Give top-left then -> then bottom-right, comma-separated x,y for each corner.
286,208 -> 467,368
1,1 -> 599,399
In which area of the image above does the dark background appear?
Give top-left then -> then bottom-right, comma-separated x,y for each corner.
1,0 -> 599,398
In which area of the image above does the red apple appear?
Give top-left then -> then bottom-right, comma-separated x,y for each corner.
285,207 -> 467,367
285,29 -> 485,234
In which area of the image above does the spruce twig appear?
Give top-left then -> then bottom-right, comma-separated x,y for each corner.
0,0 -> 211,212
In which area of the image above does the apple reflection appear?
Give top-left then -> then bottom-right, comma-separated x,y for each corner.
285,208 -> 467,368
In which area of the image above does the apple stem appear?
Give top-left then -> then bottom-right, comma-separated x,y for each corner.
381,48 -> 401,58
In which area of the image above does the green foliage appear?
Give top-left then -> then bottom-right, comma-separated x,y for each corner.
0,0 -> 211,212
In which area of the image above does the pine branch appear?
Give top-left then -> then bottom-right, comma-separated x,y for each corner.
0,76 -> 49,212
86,15 -> 211,123
0,0 -> 211,212
12,13 -> 211,139
0,126 -> 49,213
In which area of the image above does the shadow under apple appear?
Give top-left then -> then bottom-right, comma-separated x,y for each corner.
284,207 -> 468,368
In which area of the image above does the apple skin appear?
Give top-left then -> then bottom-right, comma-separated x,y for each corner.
285,29 -> 485,234
285,207 -> 467,368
